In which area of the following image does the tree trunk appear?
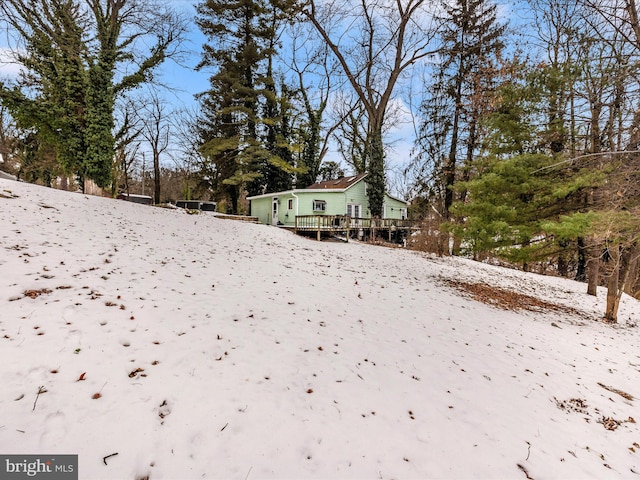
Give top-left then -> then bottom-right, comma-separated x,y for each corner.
576,236 -> 587,282
557,240 -> 568,277
586,241 -> 599,296
444,83 -> 462,219
228,184 -> 239,215
153,152 -> 161,204
604,245 -> 619,322
604,244 -> 637,323
624,246 -> 639,296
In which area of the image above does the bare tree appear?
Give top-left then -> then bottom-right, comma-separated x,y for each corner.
299,0 -> 439,217
138,92 -> 172,204
288,30 -> 344,187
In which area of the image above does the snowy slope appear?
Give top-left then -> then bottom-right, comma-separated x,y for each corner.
1,178 -> 639,480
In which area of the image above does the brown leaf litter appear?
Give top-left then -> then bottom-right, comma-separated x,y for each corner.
444,279 -> 582,316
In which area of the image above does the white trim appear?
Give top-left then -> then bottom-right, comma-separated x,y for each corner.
248,187 -> 356,200
271,197 -> 279,226
384,192 -> 408,205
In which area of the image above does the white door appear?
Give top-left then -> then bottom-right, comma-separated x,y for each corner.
272,198 -> 279,225
347,203 -> 361,225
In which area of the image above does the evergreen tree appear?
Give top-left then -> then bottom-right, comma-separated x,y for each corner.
450,64 -> 606,270
416,0 -> 506,220
196,0 -> 296,211
294,84 -> 328,189
294,102 -> 324,188
318,160 -> 344,182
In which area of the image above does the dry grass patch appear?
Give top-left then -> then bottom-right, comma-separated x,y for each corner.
444,279 -> 582,316
598,382 -> 634,401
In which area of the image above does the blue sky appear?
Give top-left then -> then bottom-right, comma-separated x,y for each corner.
157,2 -> 209,109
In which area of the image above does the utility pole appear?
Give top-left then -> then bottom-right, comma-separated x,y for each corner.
141,152 -> 146,196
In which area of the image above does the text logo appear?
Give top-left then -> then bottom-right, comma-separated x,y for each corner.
0,455 -> 77,480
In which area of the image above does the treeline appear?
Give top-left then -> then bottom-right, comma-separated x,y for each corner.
192,0 -> 439,217
409,0 -> 640,323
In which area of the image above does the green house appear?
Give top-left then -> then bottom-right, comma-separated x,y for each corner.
247,174 -> 408,227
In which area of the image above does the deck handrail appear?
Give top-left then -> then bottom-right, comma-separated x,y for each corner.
294,215 -> 416,241
294,215 -> 414,229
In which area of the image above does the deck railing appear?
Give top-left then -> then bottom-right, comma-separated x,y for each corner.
294,215 -> 416,241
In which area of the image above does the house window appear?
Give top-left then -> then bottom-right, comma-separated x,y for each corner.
288,199 -> 293,210
313,200 -> 326,212
346,203 -> 361,218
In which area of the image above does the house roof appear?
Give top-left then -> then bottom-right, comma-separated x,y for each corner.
246,173 -> 407,205
305,173 -> 368,190
246,174 -> 368,200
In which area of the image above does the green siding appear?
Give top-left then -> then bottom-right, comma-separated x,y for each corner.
250,196 -> 273,225
279,193 -> 295,225
384,194 -> 408,219
343,181 -> 369,216
248,179 -> 408,226
296,191 -> 347,217
250,193 -> 298,226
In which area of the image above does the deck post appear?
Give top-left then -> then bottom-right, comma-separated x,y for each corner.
317,215 -> 321,241
345,216 -> 350,242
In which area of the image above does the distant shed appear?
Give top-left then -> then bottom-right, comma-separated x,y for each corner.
117,193 -> 153,205
176,200 -> 217,212
200,201 -> 217,212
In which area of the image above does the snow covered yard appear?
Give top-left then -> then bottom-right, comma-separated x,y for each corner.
1,178 -> 639,479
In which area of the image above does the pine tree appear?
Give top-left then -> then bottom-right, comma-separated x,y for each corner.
416,0 -> 506,220
451,64 -> 607,270
294,80 -> 328,189
196,0 -> 296,211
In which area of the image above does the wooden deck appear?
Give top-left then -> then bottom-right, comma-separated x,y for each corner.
294,215 -> 417,242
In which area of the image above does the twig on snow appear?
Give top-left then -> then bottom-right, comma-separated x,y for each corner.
517,463 -> 533,479
32,386 -> 47,412
244,466 -> 252,480
103,453 -> 118,466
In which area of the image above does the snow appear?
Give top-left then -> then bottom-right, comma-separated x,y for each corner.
1,178 -> 639,479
